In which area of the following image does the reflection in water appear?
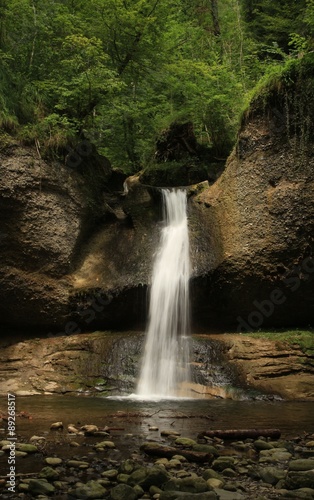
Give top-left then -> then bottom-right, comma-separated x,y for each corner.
2,395 -> 313,437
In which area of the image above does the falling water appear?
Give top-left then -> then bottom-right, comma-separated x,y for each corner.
137,188 -> 191,398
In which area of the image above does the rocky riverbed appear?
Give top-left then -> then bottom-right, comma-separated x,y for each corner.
1,416 -> 314,499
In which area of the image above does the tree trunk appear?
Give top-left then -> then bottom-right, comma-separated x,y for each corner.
210,0 -> 220,36
198,429 -> 281,440
140,442 -> 213,463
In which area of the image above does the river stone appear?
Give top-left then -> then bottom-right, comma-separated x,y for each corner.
222,468 -> 237,478
176,471 -> 193,479
258,466 -> 286,485
150,485 -> 163,495
259,448 -> 292,463
95,440 -> 116,449
117,473 -> 130,484
28,479 -> 55,495
110,483 -> 137,500
67,460 -> 90,468
39,466 -> 60,480
16,443 -> 38,453
128,465 -> 170,489
161,431 -> 181,437
289,459 -> 314,471
207,478 -> 224,489
73,480 -> 107,499
160,492 -> 217,500
172,455 -> 187,462
102,469 -> 119,479
286,470 -> 314,489
15,451 -> 28,457
45,457 -> 62,466
175,438 -> 197,447
167,459 -> 182,469
202,469 -> 223,481
254,440 -> 274,451
30,435 -> 46,442
305,441 -> 314,448
18,483 -> 29,492
119,459 -> 135,474
133,484 -> 145,497
212,457 -> 236,472
163,476 -> 208,493
0,440 -> 11,447
278,489 -> 314,499
213,489 -> 244,500
192,444 -> 219,456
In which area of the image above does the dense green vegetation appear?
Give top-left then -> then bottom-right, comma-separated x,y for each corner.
1,0 -> 314,171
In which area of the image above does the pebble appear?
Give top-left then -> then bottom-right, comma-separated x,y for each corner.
5,423 -> 314,500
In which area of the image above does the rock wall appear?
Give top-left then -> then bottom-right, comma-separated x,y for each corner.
191,62 -> 314,330
1,60 -> 314,334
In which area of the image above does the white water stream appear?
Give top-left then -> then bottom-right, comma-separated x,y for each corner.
136,189 -> 191,398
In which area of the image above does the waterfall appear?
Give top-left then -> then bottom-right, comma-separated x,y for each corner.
136,188 -> 191,398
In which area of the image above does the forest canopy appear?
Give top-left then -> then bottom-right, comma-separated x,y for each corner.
1,0 -> 314,171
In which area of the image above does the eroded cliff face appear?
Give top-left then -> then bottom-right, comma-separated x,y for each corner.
1,62 -> 314,334
191,69 -> 314,329
0,137 -> 120,330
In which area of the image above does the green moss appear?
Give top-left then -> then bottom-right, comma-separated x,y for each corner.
243,330 -> 314,356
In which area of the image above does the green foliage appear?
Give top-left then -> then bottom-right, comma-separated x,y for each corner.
0,0 -> 313,170
243,330 -> 314,356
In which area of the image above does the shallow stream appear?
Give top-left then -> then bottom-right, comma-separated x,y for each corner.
0,395 -> 313,475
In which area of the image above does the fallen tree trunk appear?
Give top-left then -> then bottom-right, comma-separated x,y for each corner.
140,442 -> 213,463
198,429 -> 281,440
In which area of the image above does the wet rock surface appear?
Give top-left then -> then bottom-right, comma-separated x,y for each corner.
0,331 -> 312,400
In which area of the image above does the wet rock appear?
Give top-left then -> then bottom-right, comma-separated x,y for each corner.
212,457 -> 236,472
68,424 -> 81,434
192,444 -> 219,456
289,459 -> 314,471
110,483 -> 137,500
15,451 -> 28,457
163,476 -> 209,493
16,443 -> 38,453
259,448 -> 292,463
202,469 -> 222,481
286,470 -> 314,489
67,460 -> 90,468
161,431 -> 181,437
128,465 -> 170,489
119,459 -> 136,474
222,468 -> 237,478
258,466 -> 286,485
254,440 -> 274,451
278,488 -> 314,499
80,425 -> 99,434
175,438 -> 197,447
117,473 -> 130,484
95,440 -> 116,449
30,435 -> 46,443
39,467 -> 60,481
28,479 -> 55,495
102,469 -> 119,479
160,492 -> 217,499
206,478 -> 224,489
213,489 -> 244,500
50,422 -> 63,430
45,457 -> 62,466
71,480 -> 107,499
